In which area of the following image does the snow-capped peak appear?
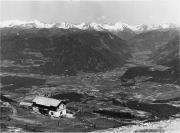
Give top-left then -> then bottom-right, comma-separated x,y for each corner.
103,22 -> 137,32
155,23 -> 179,29
55,22 -> 74,29
0,20 -> 54,28
73,22 -> 88,30
0,20 -> 26,27
133,23 -> 179,33
115,22 -> 132,30
89,22 -> 104,31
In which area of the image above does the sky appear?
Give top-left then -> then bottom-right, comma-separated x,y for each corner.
0,0 -> 180,25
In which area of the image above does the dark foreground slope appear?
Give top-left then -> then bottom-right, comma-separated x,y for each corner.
1,28 -> 130,75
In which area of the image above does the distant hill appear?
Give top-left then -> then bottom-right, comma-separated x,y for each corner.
151,35 -> 179,67
0,28 -> 130,75
151,35 -> 180,84
121,66 -> 179,84
123,29 -> 180,84
128,28 -> 179,51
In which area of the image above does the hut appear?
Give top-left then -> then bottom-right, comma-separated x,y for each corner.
32,96 -> 66,118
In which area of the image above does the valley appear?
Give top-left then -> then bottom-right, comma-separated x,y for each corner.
0,24 -> 180,132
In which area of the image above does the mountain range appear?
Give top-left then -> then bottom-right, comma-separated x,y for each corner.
1,20 -> 179,33
0,20 -> 179,77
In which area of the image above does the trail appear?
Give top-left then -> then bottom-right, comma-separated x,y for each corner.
9,105 -> 41,124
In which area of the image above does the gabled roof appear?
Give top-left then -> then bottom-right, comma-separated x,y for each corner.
32,96 -> 64,107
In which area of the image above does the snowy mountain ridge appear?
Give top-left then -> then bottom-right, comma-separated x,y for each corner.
0,20 -> 179,33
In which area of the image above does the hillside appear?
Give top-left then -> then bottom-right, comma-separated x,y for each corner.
128,28 -> 179,51
122,28 -> 180,84
0,28 -> 130,75
151,35 -> 179,67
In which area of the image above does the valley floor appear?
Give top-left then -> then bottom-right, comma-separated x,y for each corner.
0,49 -> 179,132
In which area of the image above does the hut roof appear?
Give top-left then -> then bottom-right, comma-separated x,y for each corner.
32,96 -> 64,107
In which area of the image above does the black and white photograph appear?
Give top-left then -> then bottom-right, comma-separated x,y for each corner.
0,0 -> 180,132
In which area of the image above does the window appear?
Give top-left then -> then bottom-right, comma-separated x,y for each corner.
51,112 -> 54,115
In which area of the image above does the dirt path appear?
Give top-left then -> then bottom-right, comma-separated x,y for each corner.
10,116 -> 41,124
9,105 -> 41,124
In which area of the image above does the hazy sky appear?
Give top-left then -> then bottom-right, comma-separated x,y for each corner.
1,0 -> 180,25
